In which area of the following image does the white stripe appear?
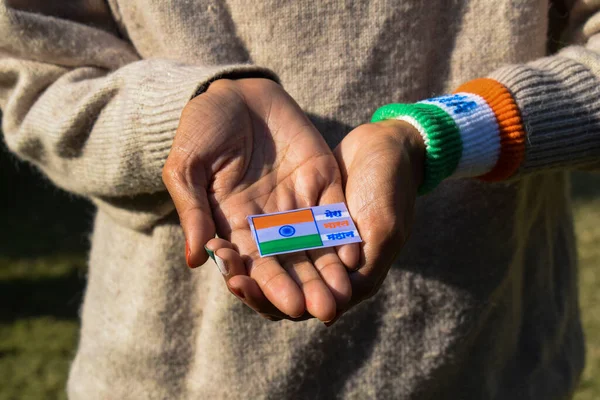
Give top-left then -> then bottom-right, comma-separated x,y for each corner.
314,211 -> 350,221
256,221 -> 318,242
420,92 -> 501,178
392,115 -> 431,147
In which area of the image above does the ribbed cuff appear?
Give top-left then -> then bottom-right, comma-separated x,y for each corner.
372,55 -> 600,191
371,75 -> 531,193
489,56 -> 600,175
371,103 -> 463,194
420,91 -> 502,178
454,78 -> 526,181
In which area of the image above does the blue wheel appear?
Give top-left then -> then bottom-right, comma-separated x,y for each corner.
279,225 -> 296,237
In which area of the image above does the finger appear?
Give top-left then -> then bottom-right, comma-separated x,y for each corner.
218,202 -> 308,319
307,247 -> 352,309
246,254 -> 306,318
324,267 -> 388,328
205,237 -> 235,252
348,265 -> 388,306
215,247 -> 289,317
334,124 -> 408,275
333,130 -> 360,183
260,310 -> 316,322
336,244 -> 360,271
318,182 -> 361,270
278,252 -> 337,322
260,314 -> 283,321
206,241 -> 299,319
213,242 -> 327,322
210,246 -> 245,278
324,311 -> 344,327
163,156 -> 215,269
228,275 -> 290,319
205,237 -> 235,267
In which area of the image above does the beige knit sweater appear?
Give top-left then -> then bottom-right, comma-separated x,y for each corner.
1,0 -> 599,398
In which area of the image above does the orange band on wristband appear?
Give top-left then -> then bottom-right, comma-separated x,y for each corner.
454,78 -> 526,181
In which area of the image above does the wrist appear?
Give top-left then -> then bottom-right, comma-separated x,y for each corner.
372,103 -> 462,194
371,78 -> 525,194
374,120 -> 426,191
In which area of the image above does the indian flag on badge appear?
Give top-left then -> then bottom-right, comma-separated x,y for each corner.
249,209 -> 323,256
248,203 -> 363,257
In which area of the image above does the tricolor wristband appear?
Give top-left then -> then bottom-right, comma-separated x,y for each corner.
371,78 -> 526,195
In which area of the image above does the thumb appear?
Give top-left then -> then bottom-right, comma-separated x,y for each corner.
332,130 -> 366,269
318,178 -> 361,270
163,159 -> 216,269
333,128 -> 364,183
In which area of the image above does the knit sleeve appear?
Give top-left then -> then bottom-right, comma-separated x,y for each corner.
0,2 -> 278,228
372,1 -> 600,193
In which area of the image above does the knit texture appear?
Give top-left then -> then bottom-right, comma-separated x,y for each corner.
371,88 -> 518,192
372,79 -> 527,190
1,0 -> 598,399
373,59 -> 600,190
491,56 -> 600,173
422,92 -> 501,178
455,78 -> 526,181
371,103 -> 463,193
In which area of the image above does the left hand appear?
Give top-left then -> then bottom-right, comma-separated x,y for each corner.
164,78 -> 359,323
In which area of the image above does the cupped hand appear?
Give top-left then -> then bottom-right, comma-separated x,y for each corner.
204,119 -> 425,324
329,119 -> 425,324
162,78 -> 359,322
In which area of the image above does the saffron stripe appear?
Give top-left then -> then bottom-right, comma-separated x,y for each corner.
259,234 -> 324,256
252,209 -> 314,230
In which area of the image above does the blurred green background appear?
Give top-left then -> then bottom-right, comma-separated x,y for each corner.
0,140 -> 599,400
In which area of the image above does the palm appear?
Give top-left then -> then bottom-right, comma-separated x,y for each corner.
211,137 -> 342,256
166,78 -> 356,321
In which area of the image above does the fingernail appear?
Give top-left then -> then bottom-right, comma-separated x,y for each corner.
185,240 -> 194,269
204,246 -> 215,261
261,314 -> 282,322
324,314 -> 342,327
214,252 -> 229,276
231,287 -> 245,300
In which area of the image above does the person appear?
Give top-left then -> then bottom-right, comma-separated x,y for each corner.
0,0 -> 598,399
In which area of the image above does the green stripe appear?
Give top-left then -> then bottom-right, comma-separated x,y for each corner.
259,234 -> 323,255
371,103 -> 462,194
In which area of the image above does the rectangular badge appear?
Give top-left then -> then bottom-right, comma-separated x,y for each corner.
247,203 -> 362,257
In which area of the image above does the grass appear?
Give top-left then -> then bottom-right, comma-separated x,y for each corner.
0,144 -> 91,400
0,142 -> 599,398
571,173 -> 600,400
0,256 -> 87,400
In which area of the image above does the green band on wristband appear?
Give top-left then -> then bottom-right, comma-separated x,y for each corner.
371,103 -> 463,194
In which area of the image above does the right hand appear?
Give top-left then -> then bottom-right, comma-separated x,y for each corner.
162,78 -> 359,322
